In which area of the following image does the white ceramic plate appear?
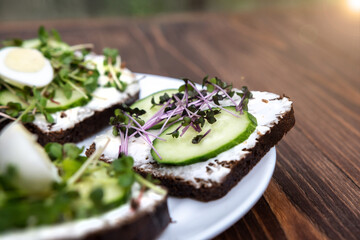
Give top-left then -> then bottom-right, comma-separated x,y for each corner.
79,73 -> 276,240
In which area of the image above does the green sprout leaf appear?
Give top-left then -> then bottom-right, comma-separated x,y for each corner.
5,102 -> 22,117
38,26 -> 49,45
90,188 -> 104,205
20,114 -> 35,123
103,48 -> 118,65
84,75 -> 98,93
63,144 -> 84,159
118,171 -> 134,188
45,142 -> 63,161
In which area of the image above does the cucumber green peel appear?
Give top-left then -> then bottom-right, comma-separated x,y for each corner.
151,107 -> 257,165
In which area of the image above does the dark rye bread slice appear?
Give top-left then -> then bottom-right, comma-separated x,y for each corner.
1,187 -> 170,240
0,91 -> 139,146
86,92 -> 295,202
84,193 -> 170,240
137,107 -> 294,202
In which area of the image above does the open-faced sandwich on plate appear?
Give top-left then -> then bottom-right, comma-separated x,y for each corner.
0,27 -> 139,145
86,77 -> 295,201
0,123 -> 170,240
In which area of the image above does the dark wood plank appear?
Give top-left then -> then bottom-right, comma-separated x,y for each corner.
0,4 -> 359,240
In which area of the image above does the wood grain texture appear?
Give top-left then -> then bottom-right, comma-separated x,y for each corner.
0,3 -> 359,239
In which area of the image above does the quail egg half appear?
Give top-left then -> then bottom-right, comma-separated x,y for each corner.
0,47 -> 53,88
0,123 -> 60,195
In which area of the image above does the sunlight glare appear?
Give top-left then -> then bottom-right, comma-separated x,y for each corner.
348,0 -> 360,11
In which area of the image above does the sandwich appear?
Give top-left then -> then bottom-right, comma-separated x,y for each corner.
0,122 -> 170,240
86,77 -> 295,201
0,27 -> 139,145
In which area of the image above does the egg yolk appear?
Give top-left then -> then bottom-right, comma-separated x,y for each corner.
5,48 -> 45,73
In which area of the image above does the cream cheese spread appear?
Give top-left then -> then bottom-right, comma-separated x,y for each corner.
92,91 -> 292,188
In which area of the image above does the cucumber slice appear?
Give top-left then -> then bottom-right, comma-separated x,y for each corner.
0,90 -> 28,109
22,38 -> 70,51
21,39 -> 41,49
45,88 -> 89,113
0,88 -> 89,113
131,89 -> 179,129
151,107 -> 257,165
70,167 -> 126,205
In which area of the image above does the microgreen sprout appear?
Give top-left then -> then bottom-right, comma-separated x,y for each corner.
0,140 -> 165,232
110,76 -> 253,159
67,138 -> 110,185
0,26 -> 128,124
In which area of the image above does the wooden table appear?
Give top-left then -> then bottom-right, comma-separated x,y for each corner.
1,3 -> 359,239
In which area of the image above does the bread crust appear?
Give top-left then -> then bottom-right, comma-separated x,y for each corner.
83,195 -> 170,240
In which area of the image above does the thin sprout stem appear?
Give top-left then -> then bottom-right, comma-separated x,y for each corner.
209,103 -> 239,118
119,130 -> 125,156
159,104 -> 182,133
70,43 -> 94,51
213,84 -> 238,107
158,117 -> 183,135
1,81 -> 16,95
14,101 -> 36,124
68,138 -> 111,185
203,129 -> 211,138
237,92 -> 247,113
184,81 -> 189,107
187,81 -> 213,110
190,122 -> 202,132
1,81 -> 29,106
121,125 -> 165,141
134,174 -> 167,195
66,80 -> 89,99
124,120 -> 130,155
91,94 -> 107,100
40,85 -> 49,95
133,129 -> 162,159
123,112 -> 147,132
71,69 -> 80,75
69,73 -> 86,82
0,112 -> 16,120
124,112 -> 151,146
187,90 -> 217,107
180,124 -> 191,137
143,100 -> 171,129
108,59 -> 123,90
172,94 -> 194,118
81,60 -> 96,68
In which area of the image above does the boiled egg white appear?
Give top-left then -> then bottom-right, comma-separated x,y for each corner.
0,46 -> 53,88
0,123 -> 60,195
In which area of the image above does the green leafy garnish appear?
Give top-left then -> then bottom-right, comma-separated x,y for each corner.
0,26 -> 128,124
103,48 -> 119,65
0,142 -> 165,233
110,76 -> 254,158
